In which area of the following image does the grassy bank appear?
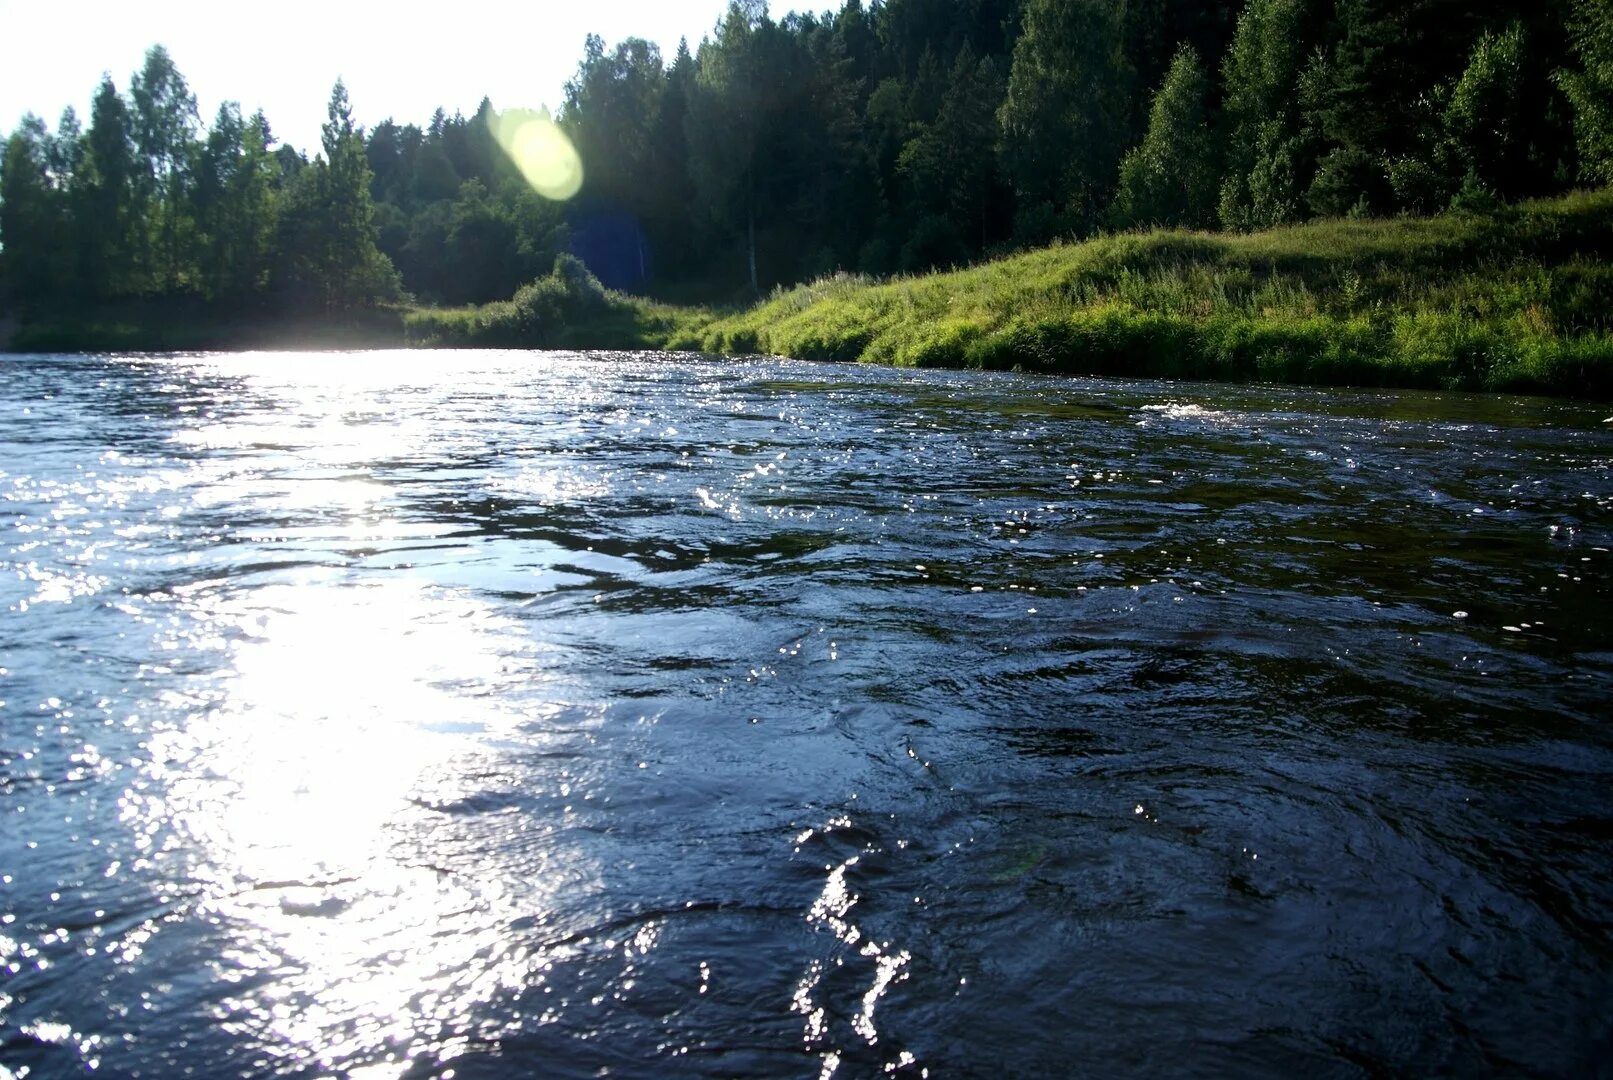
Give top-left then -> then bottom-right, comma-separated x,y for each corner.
406,189 -> 1613,398
12,191 -> 1613,397
681,189 -> 1613,397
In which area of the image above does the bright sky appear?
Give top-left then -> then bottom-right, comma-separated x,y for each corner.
0,0 -> 740,155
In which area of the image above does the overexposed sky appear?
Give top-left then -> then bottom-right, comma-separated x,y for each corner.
0,0 -> 740,155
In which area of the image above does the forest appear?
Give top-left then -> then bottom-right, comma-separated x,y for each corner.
1,0 -> 1611,323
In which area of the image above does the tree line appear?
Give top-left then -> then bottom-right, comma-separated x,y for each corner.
2,0 -> 1611,317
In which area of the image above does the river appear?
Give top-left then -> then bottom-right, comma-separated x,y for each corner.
1,351 -> 1610,1078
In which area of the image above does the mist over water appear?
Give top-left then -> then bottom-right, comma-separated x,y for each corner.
1,351 -> 1610,1078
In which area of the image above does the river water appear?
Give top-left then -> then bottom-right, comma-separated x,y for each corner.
1,351 -> 1610,1078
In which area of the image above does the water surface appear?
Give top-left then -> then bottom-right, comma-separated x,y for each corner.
2,351 -> 1611,1078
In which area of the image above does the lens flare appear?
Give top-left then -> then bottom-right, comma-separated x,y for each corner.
493,110 -> 584,201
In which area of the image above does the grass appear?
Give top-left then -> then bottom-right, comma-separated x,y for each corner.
12,191 -> 1613,397
669,189 -> 1613,397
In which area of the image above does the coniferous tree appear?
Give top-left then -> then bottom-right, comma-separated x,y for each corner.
686,1 -> 775,293
646,39 -> 700,281
899,45 -> 1008,256
277,80 -> 398,311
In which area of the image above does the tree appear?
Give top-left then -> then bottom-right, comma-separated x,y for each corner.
45,108 -> 84,189
193,103 -> 278,299
1444,23 -> 1530,197
130,45 -> 200,291
276,80 -> 398,311
1112,44 -> 1219,229
0,118 -> 70,303
898,45 -> 1008,254
562,35 -> 666,213
645,38 -> 700,280
686,1 -> 777,293
1219,0 -> 1319,230
1559,0 -> 1613,183
77,76 -> 141,298
999,0 -> 1136,237
1299,0 -> 1496,216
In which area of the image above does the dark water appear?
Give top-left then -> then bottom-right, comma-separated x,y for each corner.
1,352 -> 1611,1079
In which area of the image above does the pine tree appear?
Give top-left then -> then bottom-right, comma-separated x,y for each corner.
899,45 -> 1008,254
686,1 -> 776,293
277,81 -> 398,311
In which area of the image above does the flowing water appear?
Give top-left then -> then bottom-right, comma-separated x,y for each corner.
1,351 -> 1611,1079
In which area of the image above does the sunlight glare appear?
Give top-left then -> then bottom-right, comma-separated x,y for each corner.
492,110 -> 584,201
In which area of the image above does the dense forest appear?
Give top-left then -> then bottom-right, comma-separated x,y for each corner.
2,0 -> 1611,319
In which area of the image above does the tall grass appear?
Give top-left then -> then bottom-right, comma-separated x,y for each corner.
403,190 -> 1613,397
709,191 -> 1613,395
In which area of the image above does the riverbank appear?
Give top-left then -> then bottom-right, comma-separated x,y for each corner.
10,190 -> 1613,398
5,301 -> 405,353
411,189 -> 1613,398
698,189 -> 1613,398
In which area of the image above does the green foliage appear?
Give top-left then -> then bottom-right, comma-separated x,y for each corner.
1,1 -> 1607,345
0,120 -> 70,302
275,81 -> 401,311
1112,45 -> 1218,230
1445,24 -> 1529,193
78,76 -> 141,298
897,46 -> 1007,259
1218,0 -> 1317,230
999,0 -> 1135,232
404,253 -> 615,347
1559,0 -> 1613,183
192,104 -> 277,299
129,45 -> 199,291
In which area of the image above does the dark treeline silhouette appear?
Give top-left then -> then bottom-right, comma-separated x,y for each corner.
2,0 -> 1611,320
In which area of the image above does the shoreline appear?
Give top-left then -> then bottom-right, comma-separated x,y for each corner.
7,310 -> 1612,402
9,191 -> 1613,400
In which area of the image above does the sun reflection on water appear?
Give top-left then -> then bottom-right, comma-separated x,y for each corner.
171,581 -> 498,880
118,363 -> 603,1074
136,576 -> 569,1075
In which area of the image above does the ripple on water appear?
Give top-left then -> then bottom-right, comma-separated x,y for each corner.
0,353 -> 1609,1077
